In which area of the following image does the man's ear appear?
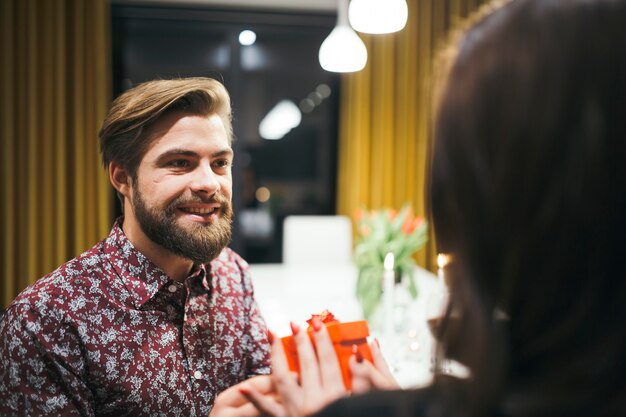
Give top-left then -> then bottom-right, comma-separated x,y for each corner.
109,161 -> 132,199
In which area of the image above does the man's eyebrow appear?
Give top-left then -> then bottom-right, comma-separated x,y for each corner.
155,148 -> 233,163
212,149 -> 234,158
154,149 -> 197,164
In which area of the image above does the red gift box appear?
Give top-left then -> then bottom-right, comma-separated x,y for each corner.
280,311 -> 372,390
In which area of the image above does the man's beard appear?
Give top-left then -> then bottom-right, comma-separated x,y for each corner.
132,187 -> 233,265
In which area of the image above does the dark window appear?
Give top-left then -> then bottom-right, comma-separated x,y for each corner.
112,4 -> 340,262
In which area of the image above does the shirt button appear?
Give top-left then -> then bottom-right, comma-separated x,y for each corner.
193,370 -> 202,380
168,284 -> 177,293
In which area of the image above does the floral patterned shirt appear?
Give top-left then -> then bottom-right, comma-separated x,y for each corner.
0,220 -> 271,417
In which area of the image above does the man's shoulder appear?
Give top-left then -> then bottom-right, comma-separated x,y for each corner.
9,240 -> 110,314
207,248 -> 255,294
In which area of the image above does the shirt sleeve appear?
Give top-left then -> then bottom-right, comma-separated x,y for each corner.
239,262 -> 271,377
0,302 -> 95,416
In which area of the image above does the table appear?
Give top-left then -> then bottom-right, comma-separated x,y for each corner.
248,263 -> 445,388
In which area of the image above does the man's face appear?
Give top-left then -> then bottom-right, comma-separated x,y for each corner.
128,111 -> 233,264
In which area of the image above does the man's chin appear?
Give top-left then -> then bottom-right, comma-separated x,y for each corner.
176,218 -> 228,235
160,233 -> 228,265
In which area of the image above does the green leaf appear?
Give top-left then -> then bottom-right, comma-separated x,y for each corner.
353,205 -> 429,319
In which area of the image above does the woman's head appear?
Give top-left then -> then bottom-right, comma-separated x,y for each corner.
431,0 -> 626,413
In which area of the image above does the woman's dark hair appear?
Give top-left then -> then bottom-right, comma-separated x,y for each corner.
430,0 -> 626,415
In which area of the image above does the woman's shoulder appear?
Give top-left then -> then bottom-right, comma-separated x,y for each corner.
315,386 -> 509,417
315,388 -> 435,417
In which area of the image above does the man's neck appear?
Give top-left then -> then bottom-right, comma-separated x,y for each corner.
121,220 -> 194,282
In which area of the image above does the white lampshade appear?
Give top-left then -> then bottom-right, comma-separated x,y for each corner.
319,0 -> 367,73
319,26 -> 367,72
349,0 -> 408,34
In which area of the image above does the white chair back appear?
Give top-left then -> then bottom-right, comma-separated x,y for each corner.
282,215 -> 353,265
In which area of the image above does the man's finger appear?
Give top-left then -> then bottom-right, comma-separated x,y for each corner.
244,375 -> 275,394
214,376 -> 274,408
239,386 -> 285,417
222,402 -> 264,417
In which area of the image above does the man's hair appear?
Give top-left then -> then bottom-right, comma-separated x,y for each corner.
99,77 -> 233,178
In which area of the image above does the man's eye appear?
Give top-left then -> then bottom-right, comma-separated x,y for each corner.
169,159 -> 190,168
214,159 -> 231,168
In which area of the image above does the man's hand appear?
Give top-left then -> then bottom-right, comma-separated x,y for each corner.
209,375 -> 274,417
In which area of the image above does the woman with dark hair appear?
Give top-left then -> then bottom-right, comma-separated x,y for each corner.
426,0 -> 626,415
230,0 -> 626,416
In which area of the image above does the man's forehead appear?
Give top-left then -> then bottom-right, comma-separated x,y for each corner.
145,111 -> 224,138
144,114 -> 230,151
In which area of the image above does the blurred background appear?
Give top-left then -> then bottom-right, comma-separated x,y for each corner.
111,0 -> 341,263
1,0 -> 488,309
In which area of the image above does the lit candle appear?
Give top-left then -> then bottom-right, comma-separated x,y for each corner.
435,253 -> 449,316
437,253 -> 447,285
383,252 -> 395,347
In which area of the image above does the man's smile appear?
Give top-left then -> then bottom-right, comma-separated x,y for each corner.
177,204 -> 222,222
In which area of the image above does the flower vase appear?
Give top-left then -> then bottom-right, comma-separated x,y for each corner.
368,270 -> 415,367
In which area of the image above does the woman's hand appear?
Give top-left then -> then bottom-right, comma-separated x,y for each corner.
240,320 -> 401,417
241,317 -> 348,417
350,339 -> 400,394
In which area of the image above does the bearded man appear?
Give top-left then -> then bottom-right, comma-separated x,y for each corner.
0,78 -> 271,417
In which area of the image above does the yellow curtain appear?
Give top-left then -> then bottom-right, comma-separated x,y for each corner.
337,0 -> 488,271
0,0 -> 112,308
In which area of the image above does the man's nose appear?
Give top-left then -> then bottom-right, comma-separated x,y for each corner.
190,164 -> 220,195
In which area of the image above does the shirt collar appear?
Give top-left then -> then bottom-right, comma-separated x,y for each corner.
102,218 -> 179,308
185,263 -> 212,295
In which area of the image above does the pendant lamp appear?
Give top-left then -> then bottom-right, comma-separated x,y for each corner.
319,0 -> 367,73
349,0 -> 408,34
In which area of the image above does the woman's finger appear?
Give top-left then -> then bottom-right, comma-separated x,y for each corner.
348,356 -> 388,393
348,350 -> 399,393
369,339 -> 399,388
268,331 -> 290,379
309,317 -> 345,395
268,332 -> 303,414
290,322 -> 321,390
268,330 -> 302,399
349,356 -> 374,394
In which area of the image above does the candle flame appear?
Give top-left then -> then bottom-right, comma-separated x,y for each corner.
437,253 -> 449,269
